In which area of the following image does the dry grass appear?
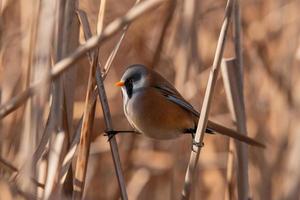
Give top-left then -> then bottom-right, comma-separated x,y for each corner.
0,0 -> 300,199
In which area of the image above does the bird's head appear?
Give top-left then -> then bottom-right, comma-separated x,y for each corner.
115,64 -> 150,99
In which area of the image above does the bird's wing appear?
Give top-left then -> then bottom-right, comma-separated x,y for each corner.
153,85 -> 200,117
153,85 -> 265,148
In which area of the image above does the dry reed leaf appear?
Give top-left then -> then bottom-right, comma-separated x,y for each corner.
72,50 -> 97,200
72,1 -> 112,198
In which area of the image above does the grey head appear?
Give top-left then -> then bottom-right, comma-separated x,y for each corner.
120,64 -> 150,99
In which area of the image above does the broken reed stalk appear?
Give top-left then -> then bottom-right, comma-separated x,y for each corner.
181,0 -> 234,199
0,0 -> 165,120
221,59 -> 236,200
222,58 -> 249,199
221,58 -> 245,200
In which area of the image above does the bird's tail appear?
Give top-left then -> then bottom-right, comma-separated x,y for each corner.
207,120 -> 265,148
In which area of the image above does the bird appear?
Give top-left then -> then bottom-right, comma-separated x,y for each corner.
113,64 -> 265,148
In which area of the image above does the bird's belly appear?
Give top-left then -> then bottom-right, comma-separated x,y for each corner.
138,123 -> 182,140
124,90 -> 195,140
126,112 -> 183,140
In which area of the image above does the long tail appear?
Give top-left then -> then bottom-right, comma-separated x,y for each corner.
207,120 -> 265,148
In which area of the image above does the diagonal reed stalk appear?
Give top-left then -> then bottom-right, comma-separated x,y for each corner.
73,0 -> 139,196
76,0 -> 139,196
95,0 -> 129,198
181,0 -> 234,199
58,1 -> 140,183
0,0 -> 165,120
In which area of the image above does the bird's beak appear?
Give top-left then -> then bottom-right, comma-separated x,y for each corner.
115,81 -> 125,87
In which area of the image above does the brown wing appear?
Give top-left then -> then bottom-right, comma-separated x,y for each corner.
153,84 -> 265,148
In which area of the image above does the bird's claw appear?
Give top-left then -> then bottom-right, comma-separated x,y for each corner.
104,130 -> 118,141
191,140 -> 204,152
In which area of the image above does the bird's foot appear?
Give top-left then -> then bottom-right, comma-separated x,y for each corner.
191,140 -> 204,152
104,130 -> 118,141
104,130 -> 138,141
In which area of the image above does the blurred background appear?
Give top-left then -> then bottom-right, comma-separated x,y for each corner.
0,0 -> 299,199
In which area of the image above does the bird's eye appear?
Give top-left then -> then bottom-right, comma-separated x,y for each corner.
125,78 -> 134,98
125,78 -> 133,86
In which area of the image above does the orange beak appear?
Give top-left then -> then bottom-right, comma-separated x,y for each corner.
115,81 -> 125,87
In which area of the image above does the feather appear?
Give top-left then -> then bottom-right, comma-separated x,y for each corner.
153,85 -> 265,148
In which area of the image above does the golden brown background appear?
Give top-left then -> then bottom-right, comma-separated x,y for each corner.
0,0 -> 299,199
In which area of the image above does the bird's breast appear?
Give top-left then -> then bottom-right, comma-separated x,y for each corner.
124,88 -> 195,140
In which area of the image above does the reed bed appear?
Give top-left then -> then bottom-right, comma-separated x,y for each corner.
0,0 -> 299,199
